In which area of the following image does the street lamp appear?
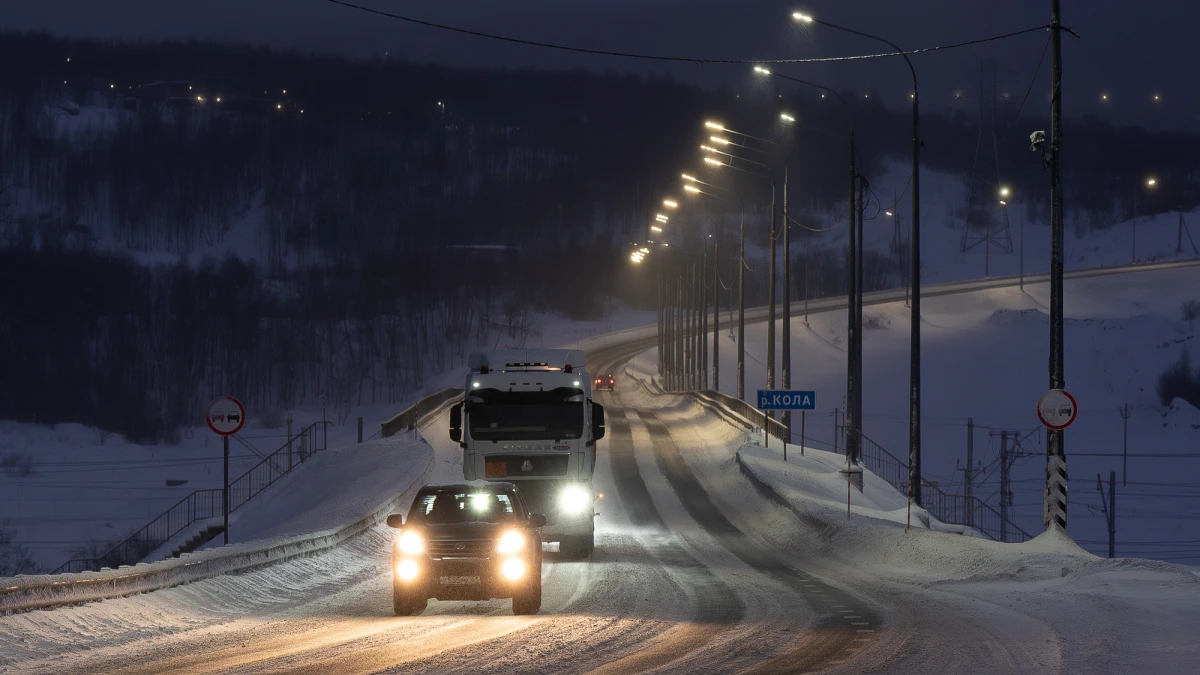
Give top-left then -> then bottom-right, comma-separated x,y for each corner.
793,10 -> 924,505
684,181 -> 744,397
1133,176 -> 1158,263
702,122 -> 788,401
754,62 -> 860,463
690,168 -> 757,400
663,199 -> 678,209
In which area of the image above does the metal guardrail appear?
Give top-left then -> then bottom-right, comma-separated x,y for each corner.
4,391 -> 459,613
641,373 -> 1033,543
52,421 -> 331,574
381,388 -> 463,438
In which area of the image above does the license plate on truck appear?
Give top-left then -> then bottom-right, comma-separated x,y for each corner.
439,576 -> 481,585
485,461 -> 507,478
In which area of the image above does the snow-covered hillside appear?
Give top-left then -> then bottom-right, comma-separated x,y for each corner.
644,264 -> 1200,565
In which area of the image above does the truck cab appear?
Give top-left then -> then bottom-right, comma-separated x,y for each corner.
449,350 -> 604,558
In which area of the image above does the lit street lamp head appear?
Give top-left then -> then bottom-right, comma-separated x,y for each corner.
1146,177 -> 1157,187
703,157 -> 724,167
684,185 -> 701,193
754,66 -> 771,75
656,214 -> 669,222
710,136 -> 732,145
792,12 -> 814,23
651,225 -> 663,232
663,199 -> 678,208
780,113 -> 796,123
681,173 -> 698,182
1000,186 -> 1011,197
704,121 -> 725,131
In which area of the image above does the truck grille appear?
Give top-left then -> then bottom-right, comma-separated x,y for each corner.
483,455 -> 570,478
427,539 -> 493,560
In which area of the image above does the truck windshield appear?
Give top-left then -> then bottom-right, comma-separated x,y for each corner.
467,387 -> 584,441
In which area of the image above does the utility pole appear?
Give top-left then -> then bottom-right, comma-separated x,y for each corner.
676,277 -> 684,391
965,418 -> 975,527
999,430 -> 1010,542
854,174 -> 865,465
767,190 -> 777,393
712,239 -> 719,393
783,163 -> 792,438
701,247 -> 708,390
1044,0 -> 1069,533
846,169 -> 858,465
1179,208 -> 1185,254
223,435 -> 230,544
657,264 -> 667,379
738,211 -> 746,400
1019,212 -> 1025,292
1097,471 -> 1116,558
1120,403 -> 1131,485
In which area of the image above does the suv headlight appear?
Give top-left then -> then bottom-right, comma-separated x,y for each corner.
559,485 -> 591,515
496,530 -> 525,554
397,530 -> 424,555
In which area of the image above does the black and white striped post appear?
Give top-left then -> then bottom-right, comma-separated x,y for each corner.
1038,388 -> 1076,531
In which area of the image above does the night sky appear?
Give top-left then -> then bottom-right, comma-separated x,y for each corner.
7,0 -> 1197,130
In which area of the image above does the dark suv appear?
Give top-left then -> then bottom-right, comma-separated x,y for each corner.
594,374 -> 616,391
386,482 -> 546,615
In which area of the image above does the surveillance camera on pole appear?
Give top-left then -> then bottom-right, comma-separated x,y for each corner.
1029,130 -> 1046,152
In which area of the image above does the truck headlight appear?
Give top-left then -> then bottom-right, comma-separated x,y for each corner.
397,530 -> 424,555
497,530 -> 525,554
501,558 -> 526,581
559,485 -> 591,515
396,559 -> 420,581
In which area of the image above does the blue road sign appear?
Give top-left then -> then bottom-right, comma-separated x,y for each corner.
757,390 -> 816,411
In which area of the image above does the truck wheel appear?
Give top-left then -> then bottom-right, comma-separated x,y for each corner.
393,587 -> 427,616
512,573 -> 542,615
559,535 -> 593,560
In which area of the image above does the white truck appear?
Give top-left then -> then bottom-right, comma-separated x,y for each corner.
449,349 -> 605,558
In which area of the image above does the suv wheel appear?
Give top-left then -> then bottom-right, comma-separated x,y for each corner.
393,586 -> 427,616
512,571 -> 542,615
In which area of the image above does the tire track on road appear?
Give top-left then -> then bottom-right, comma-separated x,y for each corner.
638,409 -> 882,674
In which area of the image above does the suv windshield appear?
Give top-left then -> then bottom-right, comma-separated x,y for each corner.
409,491 -> 520,524
468,387 -> 584,441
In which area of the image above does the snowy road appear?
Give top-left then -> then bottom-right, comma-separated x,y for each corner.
3,340 -> 1198,672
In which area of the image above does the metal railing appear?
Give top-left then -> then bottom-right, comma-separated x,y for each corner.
857,432 -> 1033,543
51,421 -> 330,574
381,388 -> 463,438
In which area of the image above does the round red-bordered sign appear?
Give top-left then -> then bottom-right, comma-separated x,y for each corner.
206,396 -> 246,436
1037,389 -> 1077,430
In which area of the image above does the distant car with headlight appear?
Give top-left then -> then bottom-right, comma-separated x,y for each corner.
594,374 -> 615,391
387,482 -> 546,616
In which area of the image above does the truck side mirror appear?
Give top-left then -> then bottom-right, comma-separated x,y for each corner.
528,513 -> 547,528
449,403 -> 462,443
591,401 -> 605,441
385,514 -> 404,528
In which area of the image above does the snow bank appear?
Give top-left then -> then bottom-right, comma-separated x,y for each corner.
0,432 -> 433,614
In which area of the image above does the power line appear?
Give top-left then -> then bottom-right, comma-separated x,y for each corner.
1004,36 -> 1052,131
325,1 -> 1051,66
